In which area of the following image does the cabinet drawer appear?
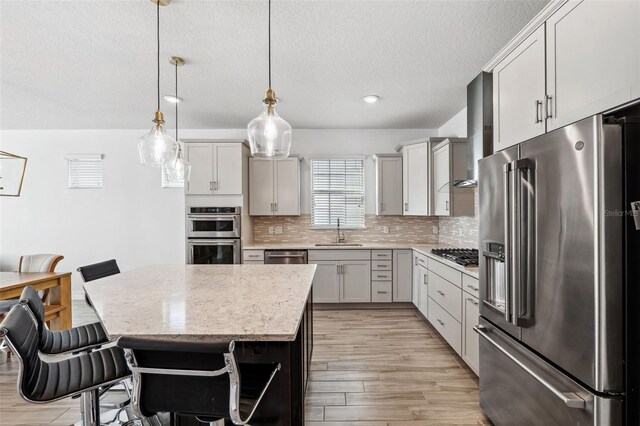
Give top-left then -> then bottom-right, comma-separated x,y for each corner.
371,260 -> 392,271
462,273 -> 480,296
308,250 -> 371,261
372,271 -> 392,281
371,250 -> 392,260
428,270 -> 462,322
414,252 -> 428,268
243,250 -> 264,262
428,297 -> 462,355
427,258 -> 462,287
372,282 -> 392,302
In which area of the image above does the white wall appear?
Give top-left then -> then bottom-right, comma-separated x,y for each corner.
438,107 -> 467,137
0,127 -> 434,298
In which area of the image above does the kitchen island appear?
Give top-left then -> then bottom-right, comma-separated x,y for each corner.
84,264 -> 316,425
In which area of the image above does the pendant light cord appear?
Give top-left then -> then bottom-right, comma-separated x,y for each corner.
156,0 -> 161,112
175,61 -> 178,141
268,0 -> 271,89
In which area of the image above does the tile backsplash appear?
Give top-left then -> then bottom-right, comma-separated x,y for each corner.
253,189 -> 480,248
437,188 -> 479,248
253,214 -> 440,244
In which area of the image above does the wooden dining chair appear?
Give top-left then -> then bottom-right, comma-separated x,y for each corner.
0,254 -> 64,358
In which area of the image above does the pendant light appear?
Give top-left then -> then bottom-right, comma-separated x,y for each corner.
163,56 -> 191,184
247,0 -> 291,160
138,0 -> 178,168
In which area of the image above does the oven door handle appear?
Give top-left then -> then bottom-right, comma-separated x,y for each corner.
188,215 -> 239,221
189,239 -> 239,245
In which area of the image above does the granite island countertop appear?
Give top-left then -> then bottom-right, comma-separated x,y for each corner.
84,264 -> 317,343
243,242 -> 479,279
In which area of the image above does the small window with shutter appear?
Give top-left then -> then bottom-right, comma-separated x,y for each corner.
65,154 -> 103,189
311,158 -> 365,228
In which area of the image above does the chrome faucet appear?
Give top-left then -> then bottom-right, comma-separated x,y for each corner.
336,218 -> 346,243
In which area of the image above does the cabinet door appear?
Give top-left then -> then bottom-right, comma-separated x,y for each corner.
404,144 -> 428,215
311,261 -> 340,303
213,144 -> 243,195
412,254 -> 420,307
546,0 -> 640,131
377,157 -> 403,215
274,158 -> 300,216
418,266 -> 429,318
392,250 -> 413,302
463,294 -> 480,375
340,261 -> 371,303
432,144 -> 450,216
493,25 -> 546,152
249,159 -> 274,216
185,143 -> 213,195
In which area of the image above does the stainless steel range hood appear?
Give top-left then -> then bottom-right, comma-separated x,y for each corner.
454,72 -> 493,188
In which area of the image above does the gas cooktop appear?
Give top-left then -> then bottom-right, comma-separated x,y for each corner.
431,248 -> 479,267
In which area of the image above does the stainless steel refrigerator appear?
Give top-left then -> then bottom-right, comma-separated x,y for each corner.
477,114 -> 640,425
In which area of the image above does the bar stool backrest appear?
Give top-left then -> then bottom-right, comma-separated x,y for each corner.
76,259 -> 120,283
117,337 -> 281,425
0,304 -> 45,401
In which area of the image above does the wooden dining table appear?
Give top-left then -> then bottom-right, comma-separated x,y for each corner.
0,271 -> 72,330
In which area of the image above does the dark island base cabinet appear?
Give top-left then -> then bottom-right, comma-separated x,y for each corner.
175,292 -> 313,426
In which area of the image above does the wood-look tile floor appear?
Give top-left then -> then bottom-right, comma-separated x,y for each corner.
0,303 -> 490,425
306,307 -> 491,426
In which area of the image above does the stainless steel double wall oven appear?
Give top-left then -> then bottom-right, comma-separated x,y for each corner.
186,207 -> 241,264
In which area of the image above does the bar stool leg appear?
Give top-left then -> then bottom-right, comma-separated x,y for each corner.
80,389 -> 101,426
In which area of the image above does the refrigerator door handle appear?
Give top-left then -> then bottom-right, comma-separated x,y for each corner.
474,325 -> 586,409
503,162 -> 513,323
513,158 -> 535,326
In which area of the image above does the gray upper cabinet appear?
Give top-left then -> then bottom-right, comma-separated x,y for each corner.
373,154 -> 403,216
402,143 -> 430,216
185,141 -> 245,195
492,0 -> 640,151
546,0 -> 640,131
432,139 -> 474,217
493,25 -> 546,152
249,157 -> 300,216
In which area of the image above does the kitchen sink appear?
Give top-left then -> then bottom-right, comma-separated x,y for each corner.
314,243 -> 363,247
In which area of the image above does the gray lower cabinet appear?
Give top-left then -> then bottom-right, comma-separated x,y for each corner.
462,293 -> 480,375
309,251 -> 371,303
341,261 -> 371,303
392,249 -> 413,302
312,261 -> 341,303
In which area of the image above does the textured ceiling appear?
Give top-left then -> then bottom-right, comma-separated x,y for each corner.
0,0 -> 547,130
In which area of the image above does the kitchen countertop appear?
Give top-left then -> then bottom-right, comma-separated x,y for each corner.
84,264 -> 317,342
243,242 -> 479,279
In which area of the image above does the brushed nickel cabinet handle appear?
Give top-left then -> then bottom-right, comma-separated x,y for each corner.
209,181 -> 213,191
377,291 -> 388,294
545,94 -> 553,119
467,284 -> 478,292
436,290 -> 445,296
437,319 -> 444,326
535,100 -> 543,124
467,297 -> 479,306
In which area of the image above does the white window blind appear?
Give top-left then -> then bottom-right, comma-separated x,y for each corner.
311,158 -> 365,228
65,155 -> 103,189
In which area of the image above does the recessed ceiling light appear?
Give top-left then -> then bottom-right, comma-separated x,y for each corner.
163,95 -> 182,103
363,95 -> 380,103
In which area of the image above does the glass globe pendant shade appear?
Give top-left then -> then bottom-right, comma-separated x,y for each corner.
163,145 -> 191,183
247,89 -> 291,160
138,112 -> 178,167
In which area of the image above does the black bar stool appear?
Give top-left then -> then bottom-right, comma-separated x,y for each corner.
77,259 -> 121,307
0,304 -> 131,426
20,285 -> 109,354
117,336 -> 280,425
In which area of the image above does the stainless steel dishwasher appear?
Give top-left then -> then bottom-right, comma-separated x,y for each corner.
264,250 -> 308,264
